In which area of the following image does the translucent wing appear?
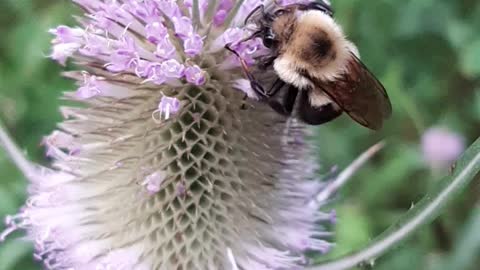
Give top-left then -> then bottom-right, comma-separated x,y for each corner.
308,54 -> 392,130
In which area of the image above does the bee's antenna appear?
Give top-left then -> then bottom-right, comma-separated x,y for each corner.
224,44 -> 241,58
244,5 -> 265,26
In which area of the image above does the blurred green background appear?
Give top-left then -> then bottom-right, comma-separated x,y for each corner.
0,0 -> 479,269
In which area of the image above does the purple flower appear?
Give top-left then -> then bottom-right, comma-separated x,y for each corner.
155,35 -> 177,59
79,33 -> 109,57
218,0 -> 235,10
142,63 -> 167,84
277,0 -> 313,5
106,36 -> 139,72
183,33 -> 204,57
50,43 -> 81,66
156,0 -> 182,18
222,27 -> 247,46
49,26 -> 84,43
234,78 -> 258,99
161,59 -> 185,78
141,170 -> 166,194
41,131 -> 81,158
75,74 -> 101,99
172,16 -> 194,38
421,127 -> 465,170
214,0 -> 234,26
214,9 -> 229,26
184,0 -> 209,10
176,182 -> 187,198
153,96 -> 181,121
145,22 -> 168,44
125,0 -> 159,21
185,65 -> 206,85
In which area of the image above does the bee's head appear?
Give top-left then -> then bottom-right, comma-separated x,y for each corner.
297,1 -> 334,17
247,2 -> 334,51
244,7 -> 295,52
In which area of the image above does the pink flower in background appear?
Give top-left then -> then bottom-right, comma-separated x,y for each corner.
1,1 -> 342,270
421,127 -> 466,170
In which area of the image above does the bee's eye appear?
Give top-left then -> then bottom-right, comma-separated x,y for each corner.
274,9 -> 286,16
306,2 -> 334,16
263,34 -> 277,49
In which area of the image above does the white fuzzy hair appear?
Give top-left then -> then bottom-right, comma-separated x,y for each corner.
273,10 -> 359,92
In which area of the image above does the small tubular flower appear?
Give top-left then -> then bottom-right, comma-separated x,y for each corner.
421,127 -> 465,170
1,1 -> 340,269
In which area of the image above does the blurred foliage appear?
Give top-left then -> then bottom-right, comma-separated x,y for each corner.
0,0 -> 479,269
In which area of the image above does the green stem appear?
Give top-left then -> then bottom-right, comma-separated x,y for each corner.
222,0 -> 245,29
308,137 -> 480,270
191,0 -> 201,27
0,122 -> 35,179
440,207 -> 480,270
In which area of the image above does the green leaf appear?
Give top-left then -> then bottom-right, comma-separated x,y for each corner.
6,2 -> 74,84
3,0 -> 33,15
460,39 -> 480,78
375,244 -> 424,270
382,62 -> 425,133
440,207 -> 480,270
446,20 -> 474,49
328,206 -> 372,257
308,137 -> 480,270
472,90 -> 480,122
360,144 -> 423,206
0,240 -> 34,270
0,153 -> 26,215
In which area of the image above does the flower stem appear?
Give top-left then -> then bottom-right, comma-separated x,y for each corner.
222,0 -> 245,29
310,141 -> 385,207
0,122 -> 35,179
191,0 -> 201,27
308,137 -> 480,270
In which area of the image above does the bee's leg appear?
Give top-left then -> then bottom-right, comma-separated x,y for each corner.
257,55 -> 277,70
225,44 -> 269,100
266,78 -> 284,96
244,4 -> 265,25
297,90 -> 342,125
268,83 -> 299,116
282,85 -> 299,114
249,79 -> 269,100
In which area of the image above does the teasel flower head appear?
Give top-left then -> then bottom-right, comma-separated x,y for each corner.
1,0 -> 341,269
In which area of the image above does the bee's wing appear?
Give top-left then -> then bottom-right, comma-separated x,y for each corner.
313,54 -> 392,130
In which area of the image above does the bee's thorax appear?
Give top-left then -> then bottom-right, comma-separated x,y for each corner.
273,10 -> 359,83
